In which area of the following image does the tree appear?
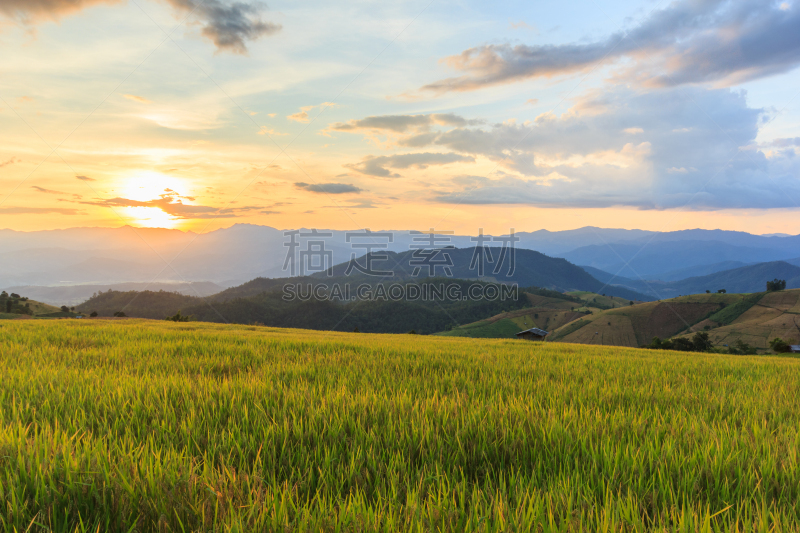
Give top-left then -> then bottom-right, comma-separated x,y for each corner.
113,311 -> 127,317
629,301 -> 634,306
717,289 -> 726,294
644,337 -> 671,350
766,279 -> 787,292
691,331 -> 714,352
10,293 -> 20,299
728,339 -> 757,355
166,311 -> 192,322
769,338 -> 792,353
705,290 -> 710,294
60,306 -> 70,313
90,311 -> 98,317
670,337 -> 695,352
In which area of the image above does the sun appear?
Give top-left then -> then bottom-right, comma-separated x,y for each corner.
122,206 -> 179,229
119,171 -> 189,229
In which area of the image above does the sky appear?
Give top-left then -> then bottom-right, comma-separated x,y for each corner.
1,0 -> 799,235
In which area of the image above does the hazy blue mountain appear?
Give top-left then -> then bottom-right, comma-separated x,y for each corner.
582,262 -> 800,299
654,261 -> 753,281
665,262 -> 800,295
7,282 -> 224,307
2,224 -> 798,289
561,240 -> 792,279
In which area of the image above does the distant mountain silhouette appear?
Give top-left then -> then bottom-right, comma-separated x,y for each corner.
3,224 -> 798,293
583,261 -> 800,299
562,240 -> 795,279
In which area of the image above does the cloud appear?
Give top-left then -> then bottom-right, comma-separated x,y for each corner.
79,189 -> 260,219
419,0 -> 800,93
666,167 -> 696,174
427,85 -> 800,210
31,185 -> 68,195
624,127 -> 643,134
346,152 -> 475,178
288,102 -> 337,123
0,157 -> 20,168
329,113 -> 481,134
0,206 -> 85,215
75,175 -> 95,181
123,94 -> 151,104
177,0 -> 281,54
509,20 -> 536,31
770,137 -> 800,147
324,198 -> 379,209
295,182 -> 362,194
0,0 -> 280,54
0,0 -> 115,22
257,126 -> 287,135
327,113 -> 484,148
288,110 -> 310,122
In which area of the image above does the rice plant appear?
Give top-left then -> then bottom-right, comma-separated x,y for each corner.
1,319 -> 799,531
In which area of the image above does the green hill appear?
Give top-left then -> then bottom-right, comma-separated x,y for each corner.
548,289 -> 800,351
673,289 -> 800,351
315,247 -> 651,301
77,279 -> 537,334
585,261 -> 800,299
0,290 -> 63,318
437,289 -> 589,338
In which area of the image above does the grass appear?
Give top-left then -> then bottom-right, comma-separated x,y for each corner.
707,293 -> 766,326
568,291 -> 634,309
2,319 -> 800,531
548,292 -> 761,348
438,317 -> 523,338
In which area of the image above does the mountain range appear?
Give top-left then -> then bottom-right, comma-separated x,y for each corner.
585,261 -> 800,299
3,225 -> 799,305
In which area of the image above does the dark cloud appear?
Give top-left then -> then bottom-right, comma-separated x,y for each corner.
420,0 -> 800,93
0,206 -> 85,215
185,0 -> 281,54
295,182 -> 362,194
75,175 -> 95,181
0,0 -> 280,54
346,152 -> 475,178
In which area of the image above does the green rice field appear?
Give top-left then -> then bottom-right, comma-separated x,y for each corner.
1,319 -> 800,531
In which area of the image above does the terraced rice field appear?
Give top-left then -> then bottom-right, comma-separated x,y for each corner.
2,319 -> 800,531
